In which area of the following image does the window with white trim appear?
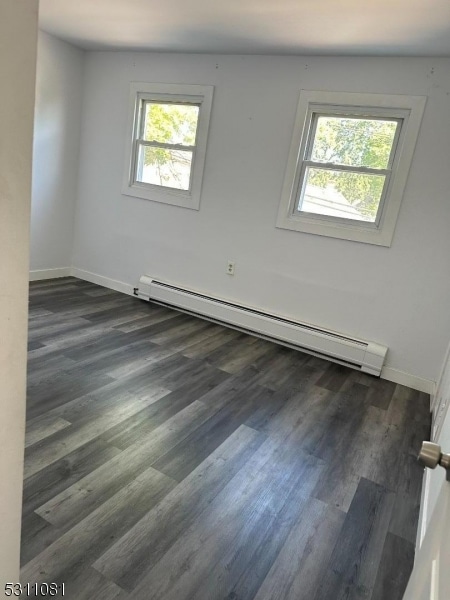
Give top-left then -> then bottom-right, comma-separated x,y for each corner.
122,83 -> 214,210
277,91 -> 426,246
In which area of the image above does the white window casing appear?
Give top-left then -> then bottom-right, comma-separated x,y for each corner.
276,90 -> 426,246
122,82 -> 214,210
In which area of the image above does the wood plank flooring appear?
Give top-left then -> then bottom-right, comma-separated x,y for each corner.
21,277 -> 431,599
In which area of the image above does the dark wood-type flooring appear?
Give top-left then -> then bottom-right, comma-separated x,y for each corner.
21,277 -> 431,600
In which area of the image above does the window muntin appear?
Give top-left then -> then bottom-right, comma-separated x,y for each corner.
123,83 -> 213,210
296,111 -> 402,225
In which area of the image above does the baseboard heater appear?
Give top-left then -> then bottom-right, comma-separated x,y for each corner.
135,275 -> 387,376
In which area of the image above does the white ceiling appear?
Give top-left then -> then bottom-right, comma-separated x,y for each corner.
39,0 -> 450,56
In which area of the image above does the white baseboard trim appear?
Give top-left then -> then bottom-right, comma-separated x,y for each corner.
381,366 -> 435,395
28,266 -> 438,396
71,268 -> 135,297
29,267 -> 72,281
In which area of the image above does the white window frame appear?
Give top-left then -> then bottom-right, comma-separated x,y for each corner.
122,82 -> 214,210
276,90 -> 426,246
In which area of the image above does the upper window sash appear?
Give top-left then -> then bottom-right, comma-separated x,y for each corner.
137,98 -> 201,145
303,111 -> 403,171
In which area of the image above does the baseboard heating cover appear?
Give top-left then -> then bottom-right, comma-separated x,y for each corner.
135,276 -> 388,376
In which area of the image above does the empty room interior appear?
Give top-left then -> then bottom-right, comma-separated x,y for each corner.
3,0 -> 450,598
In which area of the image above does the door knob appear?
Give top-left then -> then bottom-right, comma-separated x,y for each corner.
418,441 -> 450,480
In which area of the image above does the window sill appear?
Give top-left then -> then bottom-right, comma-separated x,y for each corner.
276,211 -> 393,246
122,182 -> 200,210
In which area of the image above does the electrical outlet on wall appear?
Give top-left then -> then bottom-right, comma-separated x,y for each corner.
226,260 -> 235,276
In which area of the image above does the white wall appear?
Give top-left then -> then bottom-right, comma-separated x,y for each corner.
30,31 -> 84,274
0,0 -> 38,588
72,52 -> 450,385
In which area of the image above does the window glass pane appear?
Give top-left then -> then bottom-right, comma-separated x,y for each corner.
137,146 -> 193,191
143,103 -> 199,146
310,116 -> 398,169
299,167 -> 385,222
